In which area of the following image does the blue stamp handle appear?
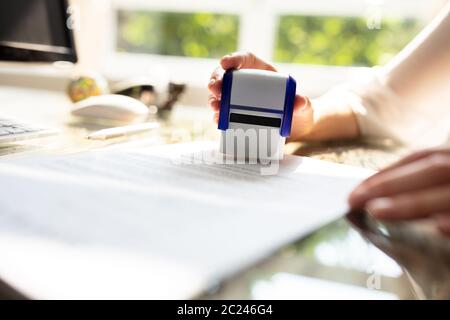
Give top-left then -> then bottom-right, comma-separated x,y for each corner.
217,70 -> 233,130
280,76 -> 296,137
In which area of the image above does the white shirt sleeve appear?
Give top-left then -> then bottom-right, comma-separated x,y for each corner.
335,2 -> 450,148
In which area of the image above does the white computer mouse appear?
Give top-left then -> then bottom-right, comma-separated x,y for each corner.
71,94 -> 149,122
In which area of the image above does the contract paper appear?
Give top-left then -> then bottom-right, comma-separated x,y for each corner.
0,141 -> 373,299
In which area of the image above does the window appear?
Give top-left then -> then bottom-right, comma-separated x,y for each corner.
114,0 -> 435,67
117,11 -> 239,58
95,0 -> 444,101
275,16 -> 422,67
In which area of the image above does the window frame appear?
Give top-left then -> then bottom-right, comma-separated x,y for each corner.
102,0 -> 440,104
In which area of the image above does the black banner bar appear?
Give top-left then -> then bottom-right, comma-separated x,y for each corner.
229,113 -> 281,128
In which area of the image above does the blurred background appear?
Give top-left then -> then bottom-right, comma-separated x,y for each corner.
5,0 -> 449,105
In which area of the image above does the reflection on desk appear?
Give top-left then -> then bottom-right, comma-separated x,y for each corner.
348,209 -> 450,300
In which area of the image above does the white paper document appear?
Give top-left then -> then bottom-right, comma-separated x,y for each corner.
0,141 -> 372,299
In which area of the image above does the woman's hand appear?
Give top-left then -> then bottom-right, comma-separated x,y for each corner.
348,145 -> 450,235
207,52 -> 314,140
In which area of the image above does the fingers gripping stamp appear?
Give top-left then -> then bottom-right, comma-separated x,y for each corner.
218,69 -> 297,160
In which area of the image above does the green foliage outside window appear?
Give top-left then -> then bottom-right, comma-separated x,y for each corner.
117,10 -> 422,67
117,11 -> 239,58
275,15 -> 422,66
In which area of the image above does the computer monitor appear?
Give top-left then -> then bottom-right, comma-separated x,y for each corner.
0,0 -> 77,63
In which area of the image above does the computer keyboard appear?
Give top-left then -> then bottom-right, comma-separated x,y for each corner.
0,117 -> 57,144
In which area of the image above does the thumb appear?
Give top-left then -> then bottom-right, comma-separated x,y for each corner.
293,94 -> 309,114
290,95 -> 314,141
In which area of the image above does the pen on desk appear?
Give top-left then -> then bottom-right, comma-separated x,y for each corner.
86,122 -> 160,140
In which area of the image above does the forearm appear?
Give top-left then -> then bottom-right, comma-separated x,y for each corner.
384,2 -> 450,106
